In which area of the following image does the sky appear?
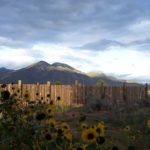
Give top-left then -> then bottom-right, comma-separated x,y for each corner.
0,0 -> 150,83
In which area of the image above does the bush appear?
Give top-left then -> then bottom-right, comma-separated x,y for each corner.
86,96 -> 112,111
0,90 -> 10,101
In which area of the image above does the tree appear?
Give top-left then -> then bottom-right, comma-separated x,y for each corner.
95,80 -> 108,87
55,81 -> 62,85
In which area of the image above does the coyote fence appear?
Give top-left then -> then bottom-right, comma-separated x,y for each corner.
0,80 -> 148,106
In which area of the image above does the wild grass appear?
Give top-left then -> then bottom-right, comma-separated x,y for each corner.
0,90 -> 150,150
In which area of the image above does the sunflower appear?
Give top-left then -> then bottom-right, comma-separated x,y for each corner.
81,144 -> 88,150
46,107 -> 54,116
57,96 -> 61,101
1,84 -> 6,88
49,101 -> 55,110
46,119 -> 57,128
123,125 -> 131,132
50,100 -> 54,106
24,93 -> 30,100
1,90 -> 10,101
97,121 -> 105,129
96,122 -> 105,137
81,128 -> 98,144
81,123 -> 88,129
61,122 -> 70,131
45,133 -> 52,141
76,145 -> 87,150
57,128 -> 64,136
35,112 -> 46,121
99,121 -> 104,125
47,94 -> 51,98
130,135 -> 136,141
147,119 -> 150,128
36,92 -> 39,96
54,128 -> 64,139
64,131 -> 73,142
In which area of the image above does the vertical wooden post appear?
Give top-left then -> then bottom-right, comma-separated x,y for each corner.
101,82 -> 105,99
7,83 -> 11,93
18,80 -> 22,99
123,82 -> 127,102
36,83 -> 40,102
75,80 -> 78,104
145,83 -> 148,99
75,80 -> 78,85
47,81 -> 51,103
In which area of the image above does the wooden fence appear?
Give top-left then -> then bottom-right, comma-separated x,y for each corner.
0,80 -> 148,106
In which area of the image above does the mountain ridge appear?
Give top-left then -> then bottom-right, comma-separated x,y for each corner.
0,61 -> 143,86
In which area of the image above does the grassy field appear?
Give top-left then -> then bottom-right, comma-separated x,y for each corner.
0,90 -> 150,150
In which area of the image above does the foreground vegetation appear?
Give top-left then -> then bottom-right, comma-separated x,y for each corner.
0,89 -> 150,150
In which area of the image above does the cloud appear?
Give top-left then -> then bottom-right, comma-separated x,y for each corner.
0,0 -> 150,49
75,39 -> 125,51
0,42 -> 150,82
0,47 -> 36,69
116,74 -> 132,78
75,37 -> 150,51
0,0 -> 150,82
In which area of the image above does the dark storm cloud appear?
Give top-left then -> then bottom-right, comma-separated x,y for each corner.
0,0 -> 150,49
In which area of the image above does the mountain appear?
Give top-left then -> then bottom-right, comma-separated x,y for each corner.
0,67 -> 14,78
0,61 -> 92,84
88,72 -> 124,86
52,62 -> 75,70
0,67 -> 14,74
88,72 -> 142,87
51,62 -> 83,73
0,61 -> 143,86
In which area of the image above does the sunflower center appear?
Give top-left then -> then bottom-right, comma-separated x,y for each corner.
45,134 -> 52,140
50,123 -> 54,127
57,129 -> 63,136
82,125 -> 86,128
24,94 -> 29,98
64,126 -> 68,129
48,109 -> 51,113
87,133 -> 94,140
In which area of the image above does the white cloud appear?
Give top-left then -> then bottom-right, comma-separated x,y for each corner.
0,47 -> 35,69
129,20 -> 150,31
0,36 -> 13,45
96,47 -> 150,77
0,43 -> 150,82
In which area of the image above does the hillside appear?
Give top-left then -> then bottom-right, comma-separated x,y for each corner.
0,61 -> 143,86
0,61 -> 92,84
